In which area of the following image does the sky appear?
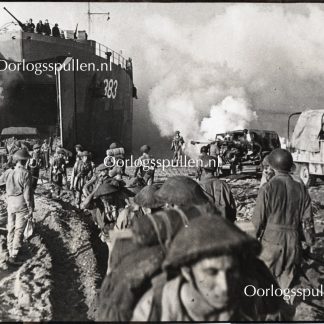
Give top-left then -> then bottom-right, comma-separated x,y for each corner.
2,2 -> 324,156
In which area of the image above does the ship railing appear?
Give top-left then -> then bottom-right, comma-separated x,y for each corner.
95,42 -> 127,69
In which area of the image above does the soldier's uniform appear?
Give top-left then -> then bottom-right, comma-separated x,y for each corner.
41,139 -> 50,170
198,155 -> 236,222
132,213 -> 289,321
253,149 -> 315,290
134,145 -> 156,185
28,143 -> 42,190
0,149 -> 34,261
50,149 -> 68,196
171,131 -> 185,162
70,151 -> 93,208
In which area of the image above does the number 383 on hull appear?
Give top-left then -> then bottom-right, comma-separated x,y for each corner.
0,28 -> 136,158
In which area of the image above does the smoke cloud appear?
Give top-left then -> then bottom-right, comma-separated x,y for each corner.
127,4 -> 324,156
200,96 -> 257,140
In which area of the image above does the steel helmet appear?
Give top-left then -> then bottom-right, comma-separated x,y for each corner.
155,176 -> 209,206
13,149 -> 31,160
175,130 -> 180,134
134,184 -> 163,209
79,150 -> 91,157
163,214 -> 261,270
109,142 -> 118,149
140,145 -> 151,153
200,146 -> 208,154
268,148 -> 293,172
33,143 -> 41,150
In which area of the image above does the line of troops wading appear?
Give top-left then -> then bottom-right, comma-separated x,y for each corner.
0,136 -> 316,321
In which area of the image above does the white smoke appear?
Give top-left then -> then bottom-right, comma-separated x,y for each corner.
130,4 -> 324,157
200,96 -> 257,140
95,3 -> 324,154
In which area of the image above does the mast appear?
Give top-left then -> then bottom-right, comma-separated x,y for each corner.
87,1 -> 110,39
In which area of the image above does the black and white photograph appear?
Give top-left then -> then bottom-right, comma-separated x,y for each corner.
0,1 -> 323,322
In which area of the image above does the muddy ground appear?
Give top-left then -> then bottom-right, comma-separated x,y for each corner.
0,167 -> 324,321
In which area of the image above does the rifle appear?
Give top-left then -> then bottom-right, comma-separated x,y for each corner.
3,7 -> 26,31
74,23 -> 78,39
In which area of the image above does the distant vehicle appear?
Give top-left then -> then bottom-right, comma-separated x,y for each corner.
0,126 -> 40,157
191,129 -> 281,176
287,109 -> 324,187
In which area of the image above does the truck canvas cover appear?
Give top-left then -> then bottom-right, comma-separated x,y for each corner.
291,110 -> 324,153
1,127 -> 39,136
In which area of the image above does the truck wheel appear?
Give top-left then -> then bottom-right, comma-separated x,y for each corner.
296,163 -> 316,187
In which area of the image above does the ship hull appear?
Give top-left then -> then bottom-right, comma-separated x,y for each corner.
0,31 -> 133,158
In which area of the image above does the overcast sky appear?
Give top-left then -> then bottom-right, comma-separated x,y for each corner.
2,3 -> 324,154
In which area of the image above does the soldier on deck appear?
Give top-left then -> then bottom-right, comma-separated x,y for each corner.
52,23 -> 60,37
171,130 -> 185,163
252,148 -> 315,291
27,19 -> 35,33
36,20 -> 43,34
0,149 -> 34,264
199,155 -> 236,222
43,19 -> 51,36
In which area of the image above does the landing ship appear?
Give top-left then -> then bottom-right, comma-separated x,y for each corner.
0,8 -> 135,158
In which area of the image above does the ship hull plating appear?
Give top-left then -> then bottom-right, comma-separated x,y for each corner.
0,31 -> 133,158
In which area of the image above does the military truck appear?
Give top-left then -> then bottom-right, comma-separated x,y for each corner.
191,129 -> 281,176
0,127 -> 40,168
287,109 -> 324,187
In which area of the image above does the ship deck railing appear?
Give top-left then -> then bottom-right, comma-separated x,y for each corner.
95,42 -> 127,69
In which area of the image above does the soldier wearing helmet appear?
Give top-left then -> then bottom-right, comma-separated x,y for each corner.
171,130 -> 185,163
41,139 -> 50,170
252,148 -> 315,291
196,146 -> 209,180
70,150 -> 93,208
74,144 -> 84,163
155,175 -> 210,208
134,145 -> 156,185
260,155 -> 275,187
50,148 -> 68,197
132,213 -> 289,321
27,143 -> 42,190
197,155 -> 236,222
107,141 -> 126,178
0,149 -> 34,264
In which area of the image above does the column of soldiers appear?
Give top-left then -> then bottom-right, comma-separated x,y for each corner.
94,143 -> 315,321
0,133 -> 316,321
